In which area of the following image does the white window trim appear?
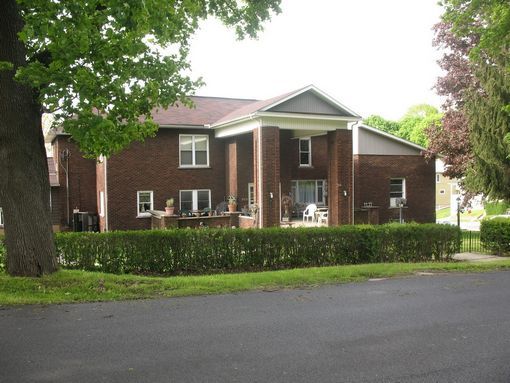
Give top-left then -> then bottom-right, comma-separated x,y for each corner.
389,178 -> 406,207
291,179 -> 326,206
248,183 -> 255,207
137,190 -> 153,218
179,134 -> 210,168
299,138 -> 312,167
0,207 -> 4,226
179,189 -> 211,211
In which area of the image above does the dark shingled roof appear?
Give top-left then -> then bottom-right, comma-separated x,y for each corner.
151,96 -> 257,126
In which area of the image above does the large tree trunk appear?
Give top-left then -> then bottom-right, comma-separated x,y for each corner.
0,0 -> 58,276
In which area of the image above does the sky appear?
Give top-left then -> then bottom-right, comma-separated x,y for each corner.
187,0 -> 445,121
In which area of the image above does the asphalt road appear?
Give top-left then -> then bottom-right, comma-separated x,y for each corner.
1,271 -> 510,383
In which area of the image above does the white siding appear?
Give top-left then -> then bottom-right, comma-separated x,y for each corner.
269,91 -> 353,116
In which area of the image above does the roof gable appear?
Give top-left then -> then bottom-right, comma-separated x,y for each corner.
267,89 -> 355,116
212,85 -> 360,127
354,124 -> 425,156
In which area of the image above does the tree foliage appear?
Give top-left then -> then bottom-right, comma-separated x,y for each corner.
13,0 -> 282,157
363,104 -> 442,148
0,0 -> 281,277
428,1 -> 510,199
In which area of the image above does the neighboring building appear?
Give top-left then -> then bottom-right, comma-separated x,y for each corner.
27,85 -> 435,232
353,124 -> 435,224
435,159 -> 460,210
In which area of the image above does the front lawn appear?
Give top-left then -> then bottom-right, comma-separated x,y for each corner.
2,260 -> 510,305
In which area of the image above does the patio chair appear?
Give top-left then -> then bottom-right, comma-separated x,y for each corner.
302,203 -> 317,222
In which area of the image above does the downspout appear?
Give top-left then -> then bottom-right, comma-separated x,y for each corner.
350,121 -> 360,224
104,156 -> 109,231
257,120 -> 263,228
59,148 -> 71,227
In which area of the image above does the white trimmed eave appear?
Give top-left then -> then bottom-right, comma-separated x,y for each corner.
213,112 -> 361,138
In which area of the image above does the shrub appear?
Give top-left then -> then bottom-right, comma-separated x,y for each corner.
0,224 -> 460,275
54,223 -> 459,275
480,218 -> 510,256
484,201 -> 510,216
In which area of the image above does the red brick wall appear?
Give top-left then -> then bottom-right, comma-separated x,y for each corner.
353,154 -> 435,223
328,130 -> 353,225
279,133 -> 329,210
259,127 -> 280,227
106,129 -> 227,230
52,137 -> 97,228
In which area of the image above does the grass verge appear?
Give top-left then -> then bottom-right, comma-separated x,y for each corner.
2,260 -> 510,305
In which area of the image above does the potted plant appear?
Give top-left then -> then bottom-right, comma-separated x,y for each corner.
165,198 -> 175,216
227,195 -> 237,212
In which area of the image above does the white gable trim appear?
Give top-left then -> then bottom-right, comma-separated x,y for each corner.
261,85 -> 362,118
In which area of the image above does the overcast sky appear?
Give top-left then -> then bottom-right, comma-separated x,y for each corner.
188,0 -> 444,120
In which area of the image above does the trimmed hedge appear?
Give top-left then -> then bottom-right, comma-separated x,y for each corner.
480,218 -> 510,256
0,224 -> 460,275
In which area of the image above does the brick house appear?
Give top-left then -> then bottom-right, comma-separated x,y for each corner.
353,124 -> 435,224
31,85 -> 435,232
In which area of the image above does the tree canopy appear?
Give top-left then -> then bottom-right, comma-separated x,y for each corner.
0,0 -> 281,276
428,1 -> 510,199
363,104 -> 442,148
11,0 -> 282,158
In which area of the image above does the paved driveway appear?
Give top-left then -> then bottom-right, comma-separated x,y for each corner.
1,271 -> 510,382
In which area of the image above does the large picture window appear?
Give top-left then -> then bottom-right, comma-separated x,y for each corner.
389,178 -> 405,207
291,180 -> 326,205
299,138 -> 311,166
180,190 -> 211,211
180,135 -> 209,167
137,191 -> 153,216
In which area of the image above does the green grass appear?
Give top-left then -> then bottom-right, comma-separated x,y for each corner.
2,260 -> 510,305
436,208 -> 451,220
436,208 -> 485,221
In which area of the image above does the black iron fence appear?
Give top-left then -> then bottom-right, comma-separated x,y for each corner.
460,230 -> 489,253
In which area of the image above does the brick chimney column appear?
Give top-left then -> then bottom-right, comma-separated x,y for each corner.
253,126 -> 280,227
327,129 -> 353,226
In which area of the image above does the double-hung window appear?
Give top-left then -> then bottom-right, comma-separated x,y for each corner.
389,178 -> 405,207
180,135 -> 209,167
137,191 -> 153,216
180,190 -> 211,211
299,138 -> 311,166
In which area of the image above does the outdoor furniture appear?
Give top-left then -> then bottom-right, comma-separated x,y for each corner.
316,208 -> 328,224
302,204 -> 317,222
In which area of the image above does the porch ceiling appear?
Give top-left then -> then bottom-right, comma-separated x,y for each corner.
213,114 -> 355,138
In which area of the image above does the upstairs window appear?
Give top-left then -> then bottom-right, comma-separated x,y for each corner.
299,138 -> 311,166
389,178 -> 406,207
180,135 -> 209,167
137,191 -> 153,216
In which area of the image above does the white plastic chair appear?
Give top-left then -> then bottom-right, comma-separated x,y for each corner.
302,204 -> 317,222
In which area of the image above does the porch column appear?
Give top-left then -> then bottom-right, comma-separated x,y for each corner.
327,129 -> 353,225
253,126 -> 281,227
225,140 -> 238,198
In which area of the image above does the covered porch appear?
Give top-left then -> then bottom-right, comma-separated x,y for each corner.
213,85 -> 361,228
